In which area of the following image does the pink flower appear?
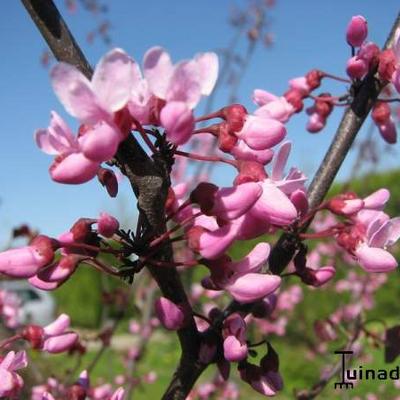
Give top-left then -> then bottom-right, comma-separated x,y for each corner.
160,101 -> 195,145
236,115 -> 286,150
155,297 -> 185,330
338,206 -> 400,272
51,48 -> 136,125
254,95 -> 295,123
34,253 -> 80,286
0,235 -> 57,278
346,16 -> 368,47
190,182 -> 262,221
35,112 -> 100,184
143,47 -> 218,144
231,140 -> 274,164
222,313 -> 248,362
202,243 -> 281,303
0,351 -> 27,398
249,141 -> 306,226
23,314 -> 79,353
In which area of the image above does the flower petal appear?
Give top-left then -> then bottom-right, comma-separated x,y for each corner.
225,273 -> 281,304
355,243 -> 397,272
230,242 -> 270,274
51,63 -> 106,124
143,47 -> 174,99
92,48 -> 139,113
194,52 -> 218,96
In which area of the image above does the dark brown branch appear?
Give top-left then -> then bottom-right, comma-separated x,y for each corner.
21,1 -> 202,398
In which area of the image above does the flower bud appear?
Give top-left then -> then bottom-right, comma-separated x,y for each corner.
155,297 -> 185,330
97,212 -> 120,237
346,56 -> 368,79
97,168 -> 118,198
22,325 -> 45,349
372,102 -> 391,125
378,49 -> 397,82
346,15 -> 368,47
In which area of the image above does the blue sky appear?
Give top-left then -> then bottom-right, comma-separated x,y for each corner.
0,1 -> 399,245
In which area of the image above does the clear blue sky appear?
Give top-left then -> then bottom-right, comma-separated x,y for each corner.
0,1 -> 399,245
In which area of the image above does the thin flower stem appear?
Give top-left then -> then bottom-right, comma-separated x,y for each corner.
175,150 -> 237,167
321,72 -> 352,84
132,118 -> 158,154
0,334 -> 22,349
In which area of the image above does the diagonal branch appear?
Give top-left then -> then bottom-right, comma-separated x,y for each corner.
21,1 -> 202,399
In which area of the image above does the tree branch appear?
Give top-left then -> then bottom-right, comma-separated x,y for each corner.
21,1 -> 201,398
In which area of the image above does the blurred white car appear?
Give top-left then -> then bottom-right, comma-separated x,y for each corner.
0,280 -> 56,326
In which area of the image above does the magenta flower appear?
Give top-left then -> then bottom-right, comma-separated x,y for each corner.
155,297 -> 185,330
0,351 -> 27,398
0,235 -> 57,278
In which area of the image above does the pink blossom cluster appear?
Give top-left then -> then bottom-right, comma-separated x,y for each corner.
36,47 -> 218,187
32,370 -> 125,400
0,314 -> 79,397
0,212 -> 120,289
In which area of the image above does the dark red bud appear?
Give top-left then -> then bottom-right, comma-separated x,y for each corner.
70,218 -> 95,242
372,101 -> 391,125
30,235 -> 58,265
378,49 -> 396,82
67,384 -> 87,400
305,69 -> 323,90
190,182 -> 218,214
314,93 -> 334,118
218,123 -> 238,152
283,89 -> 304,113
187,226 -> 207,252
22,325 -> 44,349
165,187 -> 176,213
97,168 -> 118,198
219,104 -> 248,132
